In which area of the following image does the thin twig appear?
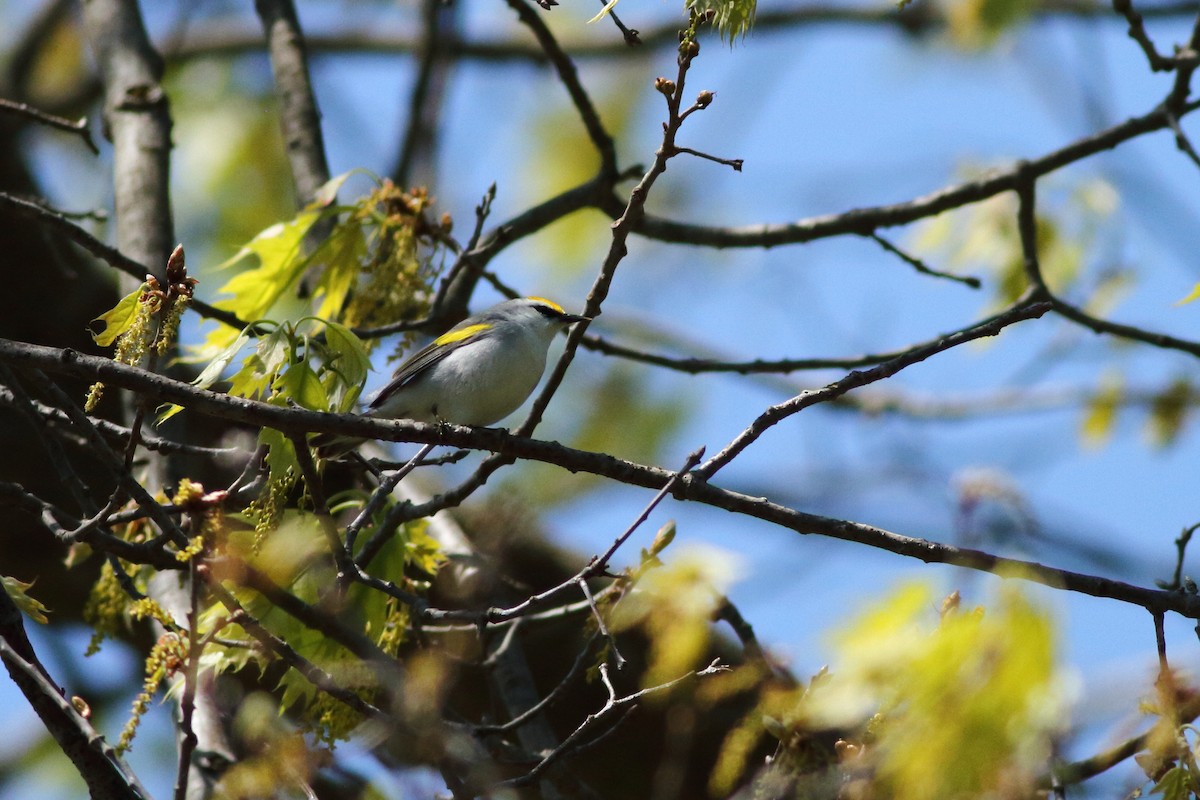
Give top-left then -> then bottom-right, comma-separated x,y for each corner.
694,297 -> 1051,479
868,232 -> 981,288
346,442 -> 435,564
0,97 -> 99,153
502,659 -> 726,788
0,191 -> 247,331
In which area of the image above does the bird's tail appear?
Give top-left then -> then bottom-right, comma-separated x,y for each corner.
309,431 -> 366,460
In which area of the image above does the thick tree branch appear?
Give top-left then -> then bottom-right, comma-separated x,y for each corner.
4,337 -> 1200,622
0,589 -> 150,800
166,2 -> 1200,65
610,98 -> 1200,249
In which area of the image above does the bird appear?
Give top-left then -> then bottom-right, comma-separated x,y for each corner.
313,297 -> 588,456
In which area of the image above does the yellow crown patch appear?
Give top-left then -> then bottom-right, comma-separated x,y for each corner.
526,296 -> 565,314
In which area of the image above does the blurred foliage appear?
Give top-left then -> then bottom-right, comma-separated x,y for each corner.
216,693 -> 327,799
686,0 -> 757,42
520,82 -> 639,278
710,581 -> 1068,799
167,58 -> 297,260
1147,376 -> 1193,449
610,541 -> 741,687
19,13 -> 88,107
1135,667 -> 1200,798
940,0 -> 1038,49
914,175 -> 1120,312
1080,370 -> 1123,448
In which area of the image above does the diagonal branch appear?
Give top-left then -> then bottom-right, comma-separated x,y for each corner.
693,296 -> 1052,479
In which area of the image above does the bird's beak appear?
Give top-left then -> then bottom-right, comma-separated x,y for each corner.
562,312 -> 590,324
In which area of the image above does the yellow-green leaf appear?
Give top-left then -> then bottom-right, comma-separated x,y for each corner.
1179,280 -> 1200,306
311,224 -> 368,322
193,332 -> 251,391
155,403 -> 185,426
89,284 -> 146,347
2,575 -> 50,623
1080,372 -> 1122,449
805,582 -> 1065,800
277,363 -> 328,411
323,322 -> 371,388
1151,766 -> 1193,800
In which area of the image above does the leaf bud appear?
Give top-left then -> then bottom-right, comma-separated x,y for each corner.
696,90 -> 714,108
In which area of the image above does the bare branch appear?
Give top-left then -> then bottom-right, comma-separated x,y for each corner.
0,97 -> 98,153
694,297 -> 1052,478
0,589 -> 151,800
255,0 -> 332,208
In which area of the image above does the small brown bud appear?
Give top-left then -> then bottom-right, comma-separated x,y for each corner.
654,77 -> 675,96
686,39 -> 700,56
696,90 -> 714,108
165,244 -> 186,284
704,8 -> 717,23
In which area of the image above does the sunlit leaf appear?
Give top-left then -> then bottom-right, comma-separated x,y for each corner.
193,331 -> 251,391
155,403 -> 185,425
89,285 -> 146,347
799,581 -> 1068,800
2,575 -> 50,624
311,223 -> 368,322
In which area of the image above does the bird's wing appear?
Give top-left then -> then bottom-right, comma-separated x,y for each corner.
367,322 -> 495,411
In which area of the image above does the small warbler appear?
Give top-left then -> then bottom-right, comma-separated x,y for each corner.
314,297 -> 588,455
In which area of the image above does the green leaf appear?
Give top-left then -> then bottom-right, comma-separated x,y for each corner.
686,0 -> 757,41
1151,766 -> 1192,800
259,426 -> 299,482
311,223 -> 367,322
193,331 -> 251,391
277,363 -> 328,411
255,327 -> 293,378
89,285 -> 146,347
213,210 -> 322,311
323,322 -> 371,388
2,576 -> 50,624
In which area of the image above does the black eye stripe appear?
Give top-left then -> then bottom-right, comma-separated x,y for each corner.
533,304 -> 559,318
